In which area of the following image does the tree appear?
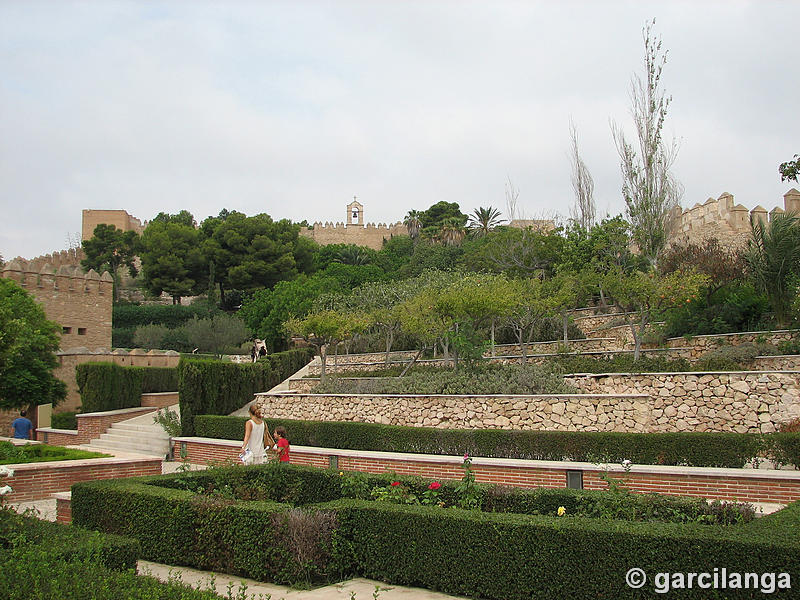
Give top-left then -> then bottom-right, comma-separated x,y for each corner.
438,217 -> 466,246
602,268 -> 709,359
182,313 -> 251,358
287,310 -> 368,381
503,278 -> 560,359
611,19 -> 682,266
0,278 -> 67,410
334,245 -> 375,266
779,154 -> 799,182
200,211 -> 313,303
568,119 -> 596,230
140,213 -> 206,304
239,273 -> 344,352
467,206 -> 505,237
745,212 -> 800,327
81,224 -> 140,302
659,237 -> 746,303
404,210 -> 423,241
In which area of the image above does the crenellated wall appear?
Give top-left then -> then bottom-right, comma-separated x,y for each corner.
1,260 -> 113,351
299,221 -> 407,251
666,188 -> 800,248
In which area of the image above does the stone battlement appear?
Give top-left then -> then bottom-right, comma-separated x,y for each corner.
667,188 -> 800,248
300,221 -> 407,250
1,261 -> 113,351
13,247 -> 86,271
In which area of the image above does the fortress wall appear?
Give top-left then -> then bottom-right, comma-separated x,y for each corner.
1,261 -> 113,352
666,189 -> 800,248
300,222 -> 408,250
81,209 -> 145,240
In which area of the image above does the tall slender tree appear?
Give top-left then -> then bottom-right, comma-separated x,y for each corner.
568,118 -> 596,230
611,19 -> 682,266
404,210 -> 423,241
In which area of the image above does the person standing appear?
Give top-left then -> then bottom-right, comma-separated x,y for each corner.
241,405 -> 272,465
274,426 -> 290,463
11,410 -> 33,440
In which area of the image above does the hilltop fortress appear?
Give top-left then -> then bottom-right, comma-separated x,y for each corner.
298,199 -> 406,251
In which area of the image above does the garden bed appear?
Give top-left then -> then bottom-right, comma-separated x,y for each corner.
72,463 -> 800,599
0,440 -> 108,465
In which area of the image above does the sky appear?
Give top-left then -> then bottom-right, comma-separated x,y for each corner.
1,0 -> 798,260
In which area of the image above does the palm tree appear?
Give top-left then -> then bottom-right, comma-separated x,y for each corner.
438,217 -> 466,246
404,210 -> 422,241
745,212 -> 800,327
335,246 -> 371,266
467,206 -> 504,237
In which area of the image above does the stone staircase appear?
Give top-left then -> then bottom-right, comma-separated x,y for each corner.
80,404 -> 178,458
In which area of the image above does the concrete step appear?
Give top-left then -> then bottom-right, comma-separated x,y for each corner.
111,423 -> 169,435
82,438 -> 169,457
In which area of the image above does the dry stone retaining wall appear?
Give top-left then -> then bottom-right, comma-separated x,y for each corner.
664,330 -> 800,359
565,372 -> 800,434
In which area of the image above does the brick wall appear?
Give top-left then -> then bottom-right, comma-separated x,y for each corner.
3,455 -> 161,502
36,406 -> 158,445
171,437 -> 800,505
141,392 -> 179,409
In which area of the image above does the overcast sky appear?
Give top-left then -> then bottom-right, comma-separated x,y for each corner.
1,1 -> 798,260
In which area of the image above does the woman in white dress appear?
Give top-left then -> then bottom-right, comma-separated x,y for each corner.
241,404 -> 272,465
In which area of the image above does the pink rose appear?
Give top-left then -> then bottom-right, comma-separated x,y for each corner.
391,481 -> 400,487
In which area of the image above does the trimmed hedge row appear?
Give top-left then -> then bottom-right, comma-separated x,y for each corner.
72,464 -> 800,600
0,507 -> 139,571
75,363 -> 179,413
113,303 -> 214,330
0,510 -> 228,600
193,415 -> 800,468
328,498 -> 799,599
71,471 -> 336,586
179,348 -> 314,436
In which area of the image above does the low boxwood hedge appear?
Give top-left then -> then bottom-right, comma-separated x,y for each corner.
326,498 -> 799,599
0,441 -> 109,465
71,464 -> 800,600
193,415 -> 800,468
0,508 -> 139,571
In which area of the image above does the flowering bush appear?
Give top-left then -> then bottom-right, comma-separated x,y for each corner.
371,481 -> 417,505
421,481 -> 443,506
0,465 -> 14,504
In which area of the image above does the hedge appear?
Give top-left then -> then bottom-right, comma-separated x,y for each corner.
51,411 -> 77,430
0,509 -> 228,600
76,363 -> 178,413
113,303 -> 214,330
0,508 -> 138,571
71,472 -> 336,586
71,464 -> 800,599
179,348 -> 314,436
193,415 -> 800,468
328,499 -> 800,599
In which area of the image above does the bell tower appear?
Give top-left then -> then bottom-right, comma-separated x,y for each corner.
347,197 -> 364,226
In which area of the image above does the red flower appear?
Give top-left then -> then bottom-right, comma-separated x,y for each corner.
391,481 -> 400,487
428,481 -> 441,490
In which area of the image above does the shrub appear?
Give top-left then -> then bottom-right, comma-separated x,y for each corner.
50,411 -> 77,430
663,283 -> 769,337
71,465 -> 800,600
314,363 -> 575,395
694,343 -> 761,371
179,349 -> 314,436
0,508 -> 138,571
193,416 -> 778,468
111,326 -> 135,348
0,510 -> 227,600
0,441 -> 108,464
76,363 -> 143,413
113,303 -> 217,330
327,498 -> 799,600
76,363 -> 178,413
552,353 -> 692,374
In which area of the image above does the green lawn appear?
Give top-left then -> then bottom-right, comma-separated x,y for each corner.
0,441 -> 110,465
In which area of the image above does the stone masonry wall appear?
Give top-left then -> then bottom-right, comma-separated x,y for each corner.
664,330 -> 800,359
566,372 -> 800,434
259,369 -> 799,434
81,209 -> 145,240
299,222 -> 407,251
1,261 -> 113,351
255,392 -> 656,432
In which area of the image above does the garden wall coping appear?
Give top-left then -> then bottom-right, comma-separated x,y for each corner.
77,406 -> 158,418
567,370 -> 800,378
170,436 -> 799,480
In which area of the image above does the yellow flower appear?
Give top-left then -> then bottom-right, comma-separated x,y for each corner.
557,506 -> 566,517
339,471 -> 344,476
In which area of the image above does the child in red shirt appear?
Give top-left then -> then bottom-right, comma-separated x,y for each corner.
274,426 -> 290,462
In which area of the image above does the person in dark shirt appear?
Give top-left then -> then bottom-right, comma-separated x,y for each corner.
11,410 -> 33,440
